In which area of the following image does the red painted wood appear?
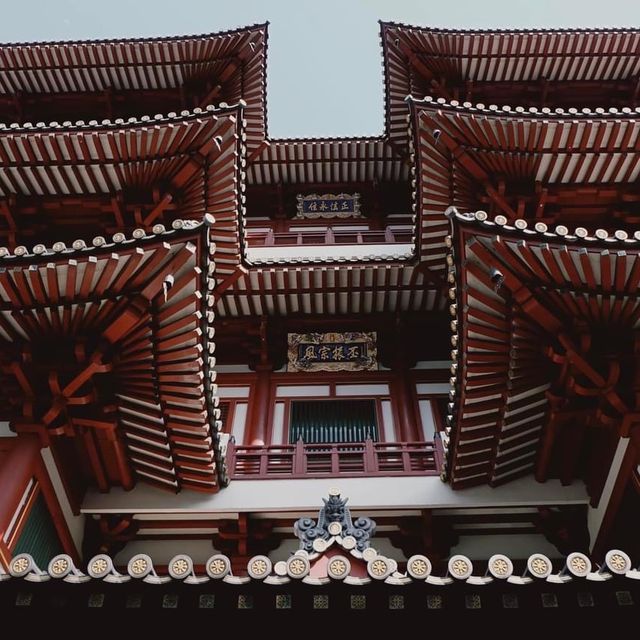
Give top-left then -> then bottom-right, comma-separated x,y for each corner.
0,436 -> 39,535
228,440 -> 437,480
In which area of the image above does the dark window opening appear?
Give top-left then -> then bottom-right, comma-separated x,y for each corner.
217,402 -> 231,433
289,399 -> 378,444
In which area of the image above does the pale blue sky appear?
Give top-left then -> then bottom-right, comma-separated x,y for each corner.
1,0 -> 639,137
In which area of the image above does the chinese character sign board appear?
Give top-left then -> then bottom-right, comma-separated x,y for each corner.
296,193 -> 361,219
287,332 -> 377,372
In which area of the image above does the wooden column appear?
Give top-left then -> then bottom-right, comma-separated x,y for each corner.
245,316 -> 273,445
245,364 -> 272,445
391,366 -> 421,442
386,315 -> 421,442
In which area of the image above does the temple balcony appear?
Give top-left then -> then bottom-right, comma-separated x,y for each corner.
226,437 -> 444,480
244,224 -> 414,262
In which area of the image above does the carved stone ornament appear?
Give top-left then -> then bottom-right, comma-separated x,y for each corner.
127,554 -> 153,579
206,554 -> 231,579
367,556 -> 392,580
327,555 -> 351,580
87,554 -> 113,579
488,554 -> 513,579
527,554 -> 552,579
294,490 -> 376,553
10,554 -> 33,578
247,555 -> 272,580
168,554 -> 193,579
407,554 -> 432,579
566,552 -> 591,578
48,554 -> 73,578
448,554 -> 473,580
605,549 -> 631,575
286,554 -> 310,579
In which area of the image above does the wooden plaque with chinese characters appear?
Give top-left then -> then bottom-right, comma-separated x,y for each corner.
295,193 -> 361,219
287,332 -> 377,372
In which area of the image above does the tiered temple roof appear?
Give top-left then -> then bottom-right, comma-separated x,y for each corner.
0,24 -> 268,152
381,23 -> 640,146
445,209 -> 640,491
409,98 -> 640,277
0,219 -> 224,493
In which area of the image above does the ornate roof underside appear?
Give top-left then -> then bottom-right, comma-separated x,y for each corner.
381,23 -> 640,147
246,137 -> 409,185
410,99 -> 640,275
445,209 -> 640,489
0,107 -> 244,285
0,222 -> 223,493
215,262 -> 445,317
0,24 -> 268,152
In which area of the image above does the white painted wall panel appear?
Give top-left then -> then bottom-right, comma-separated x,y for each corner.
0,421 -> 15,437
231,403 -> 248,444
414,361 -> 451,370
381,400 -> 395,442
416,383 -> 451,395
418,399 -> 437,440
275,385 -> 331,397
335,384 -> 390,396
271,402 -> 286,445
218,386 -> 251,398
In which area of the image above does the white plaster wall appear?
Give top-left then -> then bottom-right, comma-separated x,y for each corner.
83,476 -> 589,515
381,400 -> 395,442
0,421 -> 15,437
414,361 -> 451,370
335,384 -> 390,396
418,400 -> 437,440
276,385 -> 331,397
215,365 -> 253,374
271,402 -> 285,445
218,386 -> 251,398
416,383 -> 451,395
231,403 -> 248,444
450,533 -> 562,560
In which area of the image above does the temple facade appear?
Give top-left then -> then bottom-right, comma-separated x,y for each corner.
0,22 -> 639,613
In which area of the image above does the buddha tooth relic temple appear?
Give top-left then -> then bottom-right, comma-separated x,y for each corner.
0,20 -> 639,614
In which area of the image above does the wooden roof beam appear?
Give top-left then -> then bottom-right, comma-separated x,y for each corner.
397,41 -> 451,100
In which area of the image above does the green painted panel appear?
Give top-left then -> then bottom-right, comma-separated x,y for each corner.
289,399 -> 378,444
12,492 -> 63,568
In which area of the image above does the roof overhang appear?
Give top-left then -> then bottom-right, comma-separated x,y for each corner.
0,219 -> 224,493
445,207 -> 640,489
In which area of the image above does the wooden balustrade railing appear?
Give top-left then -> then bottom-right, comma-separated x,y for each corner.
245,228 -> 412,247
226,439 -> 440,480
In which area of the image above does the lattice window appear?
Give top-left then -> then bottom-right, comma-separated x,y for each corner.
289,399 -> 378,444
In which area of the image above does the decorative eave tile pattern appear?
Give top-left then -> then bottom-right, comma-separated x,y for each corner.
4,547 -> 639,586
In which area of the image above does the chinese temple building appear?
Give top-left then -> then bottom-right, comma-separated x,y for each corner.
0,22 -> 639,616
